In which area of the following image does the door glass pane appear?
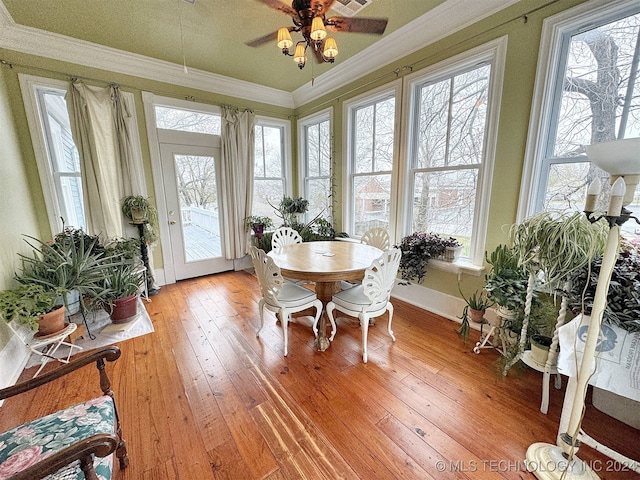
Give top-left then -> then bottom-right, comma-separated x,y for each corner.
174,154 -> 221,261
155,106 -> 221,134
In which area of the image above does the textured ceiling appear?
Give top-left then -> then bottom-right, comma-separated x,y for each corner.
3,0 -> 449,92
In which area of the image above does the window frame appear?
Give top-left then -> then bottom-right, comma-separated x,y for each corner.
298,107 -> 333,223
517,0 -> 640,221
253,115 -> 292,219
400,36 -> 506,267
342,81 -> 402,241
19,74 -> 144,234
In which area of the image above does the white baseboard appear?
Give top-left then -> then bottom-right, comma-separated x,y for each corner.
391,280 -> 499,330
0,333 -> 30,406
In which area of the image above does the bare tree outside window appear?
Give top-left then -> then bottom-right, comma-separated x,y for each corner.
410,64 -> 491,254
155,106 -> 220,134
305,119 -> 332,222
351,96 -> 394,236
542,10 -> 640,240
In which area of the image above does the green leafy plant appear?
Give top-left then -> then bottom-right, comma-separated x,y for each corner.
457,286 -> 494,341
484,244 -> 528,311
121,195 -> 158,244
275,196 -> 309,226
565,245 -> 640,332
244,215 -> 274,231
99,263 -> 145,306
0,284 -> 65,332
396,232 -> 450,283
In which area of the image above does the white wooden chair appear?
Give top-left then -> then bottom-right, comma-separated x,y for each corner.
361,227 -> 390,250
325,248 -> 401,363
271,227 -> 303,249
249,246 -> 324,356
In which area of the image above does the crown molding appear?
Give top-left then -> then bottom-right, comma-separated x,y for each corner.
292,0 -> 520,106
0,7 -> 295,109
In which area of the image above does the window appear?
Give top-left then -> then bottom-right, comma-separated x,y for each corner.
403,38 -> 505,266
299,110 -> 332,222
253,120 -> 288,223
520,0 -> 640,242
345,91 -> 395,236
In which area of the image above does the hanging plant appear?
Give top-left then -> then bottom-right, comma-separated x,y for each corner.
396,232 -> 451,283
121,195 -> 158,244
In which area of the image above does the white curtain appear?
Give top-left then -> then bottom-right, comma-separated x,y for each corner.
219,106 -> 255,259
67,81 -> 146,239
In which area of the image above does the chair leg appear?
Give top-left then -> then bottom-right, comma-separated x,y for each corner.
256,299 -> 265,337
324,301 -> 336,341
387,304 -> 396,341
281,310 -> 289,356
360,313 -> 369,363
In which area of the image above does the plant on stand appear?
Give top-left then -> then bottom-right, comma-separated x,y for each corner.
244,215 -> 274,248
121,195 -> 158,244
457,286 -> 494,341
0,284 -> 67,335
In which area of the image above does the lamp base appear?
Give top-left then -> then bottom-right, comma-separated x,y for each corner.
526,443 -> 600,480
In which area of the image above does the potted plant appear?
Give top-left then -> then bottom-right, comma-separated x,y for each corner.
396,232 -> 450,283
99,263 -> 145,323
457,286 -> 494,341
565,243 -> 640,333
484,244 -> 528,316
16,229 -> 118,315
0,284 -> 67,335
276,196 -> 309,227
244,215 -> 274,244
441,237 -> 463,262
121,195 -> 158,244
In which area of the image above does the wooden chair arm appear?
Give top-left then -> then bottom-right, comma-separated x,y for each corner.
7,433 -> 119,480
0,346 -> 121,400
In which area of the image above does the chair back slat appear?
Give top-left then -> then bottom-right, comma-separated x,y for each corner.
271,227 -> 303,249
361,227 -> 390,251
362,248 -> 401,305
249,246 -> 283,305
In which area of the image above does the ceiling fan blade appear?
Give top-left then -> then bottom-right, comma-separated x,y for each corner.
326,17 -> 388,35
257,0 -> 298,17
310,0 -> 337,14
246,30 -> 279,48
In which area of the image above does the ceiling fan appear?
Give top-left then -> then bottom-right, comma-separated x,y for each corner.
246,0 -> 388,69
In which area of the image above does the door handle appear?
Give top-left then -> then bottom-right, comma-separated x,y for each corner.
169,220 -> 177,225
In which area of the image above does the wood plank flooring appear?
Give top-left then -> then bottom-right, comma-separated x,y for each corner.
2,270 -> 638,479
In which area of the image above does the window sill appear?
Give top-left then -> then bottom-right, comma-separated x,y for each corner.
428,258 -> 485,278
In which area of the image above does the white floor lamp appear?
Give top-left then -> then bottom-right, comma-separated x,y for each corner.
526,137 -> 640,480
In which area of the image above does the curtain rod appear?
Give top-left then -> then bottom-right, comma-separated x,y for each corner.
0,59 -> 292,118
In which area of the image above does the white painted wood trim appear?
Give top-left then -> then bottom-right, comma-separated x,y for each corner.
0,326 -> 31,404
0,17 -> 294,108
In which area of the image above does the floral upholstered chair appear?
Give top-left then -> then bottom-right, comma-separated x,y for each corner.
0,346 -> 128,480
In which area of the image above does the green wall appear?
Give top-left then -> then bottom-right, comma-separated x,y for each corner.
0,0 -> 588,310
296,0 -> 587,297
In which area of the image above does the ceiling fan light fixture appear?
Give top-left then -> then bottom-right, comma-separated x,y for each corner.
310,16 -> 327,41
293,42 -> 307,69
323,37 -> 338,59
277,27 -> 293,52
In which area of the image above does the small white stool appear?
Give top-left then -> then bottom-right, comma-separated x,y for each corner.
28,323 -> 83,377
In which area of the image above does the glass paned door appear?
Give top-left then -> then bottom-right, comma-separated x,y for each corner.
160,143 -> 233,280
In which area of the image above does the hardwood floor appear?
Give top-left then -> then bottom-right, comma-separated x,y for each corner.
2,270 -> 638,479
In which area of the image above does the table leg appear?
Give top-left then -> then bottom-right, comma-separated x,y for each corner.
313,281 -> 340,351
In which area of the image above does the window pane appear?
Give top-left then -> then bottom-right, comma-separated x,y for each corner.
374,98 -> 395,172
543,161 -> 591,212
553,13 -> 640,156
353,174 -> 391,236
449,66 -> 489,166
306,124 -> 320,176
155,106 -> 221,134
355,105 -> 374,173
412,169 -> 476,245
307,178 -> 331,220
254,126 -> 265,177
253,179 -> 283,223
59,175 -> 85,228
416,81 -> 449,168
263,126 -> 284,178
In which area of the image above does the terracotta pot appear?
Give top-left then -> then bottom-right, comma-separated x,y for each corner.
37,305 -> 66,336
469,308 -> 486,323
110,294 -> 138,323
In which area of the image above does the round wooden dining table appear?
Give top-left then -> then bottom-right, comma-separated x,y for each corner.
268,240 -> 383,351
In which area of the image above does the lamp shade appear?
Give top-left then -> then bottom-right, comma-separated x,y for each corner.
323,37 -> 338,59
293,43 -> 307,67
310,16 -> 327,41
277,27 -> 293,50
585,138 -> 640,176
